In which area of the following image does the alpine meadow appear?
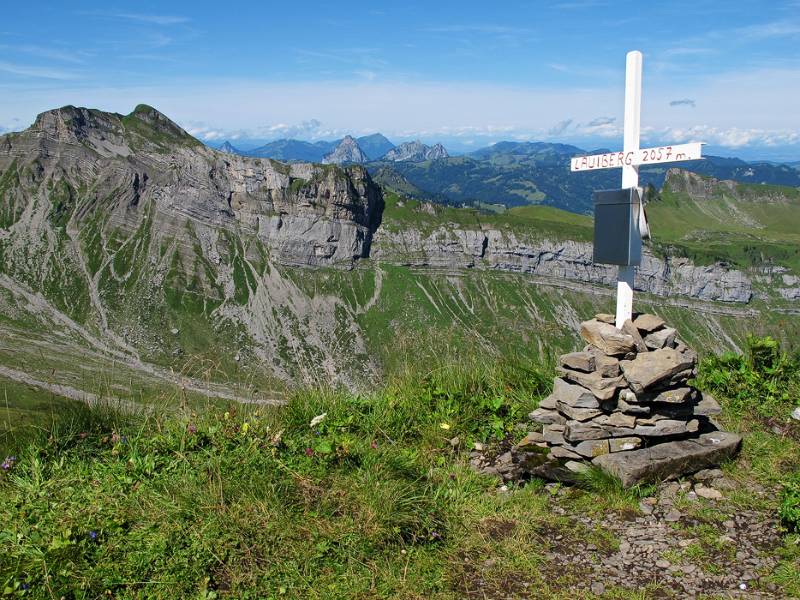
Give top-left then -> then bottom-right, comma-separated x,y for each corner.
1,2 -> 800,598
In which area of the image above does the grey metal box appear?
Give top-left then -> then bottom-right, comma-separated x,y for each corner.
592,188 -> 642,266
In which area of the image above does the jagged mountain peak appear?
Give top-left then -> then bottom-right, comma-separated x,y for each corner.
382,140 -> 449,162
217,140 -> 240,154
30,104 -> 200,154
322,135 -> 368,164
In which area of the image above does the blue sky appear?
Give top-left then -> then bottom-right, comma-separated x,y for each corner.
2,0 -> 799,158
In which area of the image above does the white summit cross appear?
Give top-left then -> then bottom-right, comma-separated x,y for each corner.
570,50 -> 703,330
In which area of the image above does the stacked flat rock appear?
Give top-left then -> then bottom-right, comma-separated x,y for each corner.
521,313 -> 741,486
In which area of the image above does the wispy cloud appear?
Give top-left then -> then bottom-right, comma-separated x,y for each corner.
548,118 -> 573,136
0,61 -> 79,80
737,20 -> 800,40
423,24 -> 533,35
586,116 -> 615,127
656,125 -> 800,148
669,98 -> 696,108
102,13 -> 190,26
551,0 -> 607,8
0,44 -> 87,64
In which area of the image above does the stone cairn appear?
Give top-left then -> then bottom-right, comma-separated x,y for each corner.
473,313 -> 741,486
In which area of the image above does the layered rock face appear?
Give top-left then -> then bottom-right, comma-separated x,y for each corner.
472,314 -> 742,485
518,314 -> 741,486
0,105 -> 383,268
372,227 -> 753,303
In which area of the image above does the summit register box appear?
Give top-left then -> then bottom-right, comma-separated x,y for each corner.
592,188 -> 642,267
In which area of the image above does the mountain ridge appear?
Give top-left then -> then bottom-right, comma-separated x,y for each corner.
1,104 -> 798,397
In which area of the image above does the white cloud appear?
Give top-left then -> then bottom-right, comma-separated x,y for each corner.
1,62 -> 798,154
548,119 -> 573,136
0,61 -> 80,80
99,13 -> 190,26
654,125 -> 800,148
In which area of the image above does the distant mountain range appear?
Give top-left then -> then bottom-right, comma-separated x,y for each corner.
210,136 -> 800,214
214,133 -> 449,165
375,141 -> 800,213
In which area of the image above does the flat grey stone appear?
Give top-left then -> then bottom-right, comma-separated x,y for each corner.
550,445 -> 582,460
564,420 -> 637,442
609,436 -> 641,452
693,467 -> 724,481
556,367 -> 625,401
557,401 -> 603,422
580,319 -> 637,356
633,313 -> 666,333
694,393 -> 722,416
559,351 -> 595,373
645,327 -> 677,350
606,412 -> 636,428
620,348 -> 696,393
573,439 -> 610,458
643,386 -> 694,404
592,431 -> 742,487
633,418 -> 698,438
543,427 -> 566,445
792,406 -> 800,421
618,397 -> 650,415
565,460 -> 590,473
529,408 -> 567,425
552,377 -> 600,408
514,431 -> 546,451
539,393 -> 558,410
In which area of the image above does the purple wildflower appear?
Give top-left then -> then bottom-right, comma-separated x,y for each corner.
88,531 -> 98,541
1,456 -> 16,471
305,447 -> 314,457
187,423 -> 197,434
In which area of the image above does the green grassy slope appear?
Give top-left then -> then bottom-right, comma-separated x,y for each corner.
648,173 -> 800,272
1,346 -> 798,599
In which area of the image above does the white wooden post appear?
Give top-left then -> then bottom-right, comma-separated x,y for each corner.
615,50 -> 642,329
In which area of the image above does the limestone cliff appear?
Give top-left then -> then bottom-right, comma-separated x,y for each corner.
371,225 -> 753,304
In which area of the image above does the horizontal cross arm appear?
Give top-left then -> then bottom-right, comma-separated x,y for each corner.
570,142 -> 703,172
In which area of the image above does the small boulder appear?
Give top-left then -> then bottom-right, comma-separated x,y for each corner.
620,348 -> 696,393
529,408 -> 566,425
633,313 -> 666,333
558,351 -> 595,373
552,377 -> 601,408
580,319 -> 637,356
538,394 -> 558,410
556,367 -> 625,400
557,402 -> 603,422
694,393 -> 722,416
595,313 -> 616,324
645,327 -> 677,350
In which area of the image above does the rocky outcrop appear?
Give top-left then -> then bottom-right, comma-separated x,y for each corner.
371,226 -> 753,303
0,105 -> 383,268
322,135 -> 368,165
382,141 -> 449,162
